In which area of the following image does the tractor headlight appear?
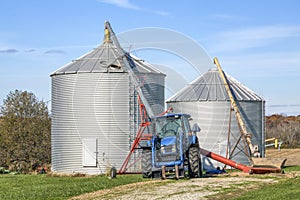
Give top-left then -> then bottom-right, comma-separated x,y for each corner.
172,144 -> 176,152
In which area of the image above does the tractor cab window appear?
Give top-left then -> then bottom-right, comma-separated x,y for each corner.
182,116 -> 191,134
154,116 -> 183,138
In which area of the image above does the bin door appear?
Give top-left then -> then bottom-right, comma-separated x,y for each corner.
82,138 -> 97,167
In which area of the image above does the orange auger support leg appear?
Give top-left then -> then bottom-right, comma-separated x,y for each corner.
199,148 -> 282,174
119,94 -> 174,174
119,95 -> 151,174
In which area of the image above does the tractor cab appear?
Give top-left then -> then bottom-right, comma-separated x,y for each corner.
152,114 -> 191,167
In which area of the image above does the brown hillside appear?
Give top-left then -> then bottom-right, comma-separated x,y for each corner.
266,115 -> 300,148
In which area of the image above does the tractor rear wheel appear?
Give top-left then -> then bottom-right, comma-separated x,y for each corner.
141,149 -> 152,178
188,146 -> 202,178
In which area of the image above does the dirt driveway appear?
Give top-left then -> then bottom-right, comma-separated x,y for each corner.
71,174 -> 283,200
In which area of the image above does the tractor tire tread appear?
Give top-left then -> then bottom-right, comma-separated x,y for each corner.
189,146 -> 202,178
142,149 -> 152,178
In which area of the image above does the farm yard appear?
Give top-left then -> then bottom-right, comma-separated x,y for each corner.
1,1 -> 300,200
1,149 -> 299,200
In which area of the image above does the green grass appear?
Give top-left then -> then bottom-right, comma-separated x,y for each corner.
230,166 -> 300,200
232,177 -> 300,200
0,174 -> 147,200
204,166 -> 300,200
283,165 -> 300,172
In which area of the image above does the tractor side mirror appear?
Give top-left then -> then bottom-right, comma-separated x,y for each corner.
155,137 -> 161,150
192,123 -> 201,133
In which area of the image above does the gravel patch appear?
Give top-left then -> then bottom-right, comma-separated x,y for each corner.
70,175 -> 279,200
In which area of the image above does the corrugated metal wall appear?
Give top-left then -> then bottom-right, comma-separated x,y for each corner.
167,100 -> 264,170
51,71 -> 165,174
51,73 -> 131,174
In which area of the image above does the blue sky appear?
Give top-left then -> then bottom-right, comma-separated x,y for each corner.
0,0 -> 300,115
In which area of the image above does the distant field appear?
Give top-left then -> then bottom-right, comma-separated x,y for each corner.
266,148 -> 300,166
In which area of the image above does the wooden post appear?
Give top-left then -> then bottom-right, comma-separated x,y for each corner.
161,166 -> 166,179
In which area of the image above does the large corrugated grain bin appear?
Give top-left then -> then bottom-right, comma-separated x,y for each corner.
167,67 -> 265,170
50,25 -> 165,174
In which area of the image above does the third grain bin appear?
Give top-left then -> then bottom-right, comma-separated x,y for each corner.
167,67 -> 265,170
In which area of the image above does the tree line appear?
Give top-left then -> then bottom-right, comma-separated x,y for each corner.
0,90 -> 51,173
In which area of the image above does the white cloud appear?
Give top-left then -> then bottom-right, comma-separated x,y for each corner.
217,51 -> 300,78
153,10 -> 170,16
97,0 -> 170,16
44,50 -> 66,54
207,25 -> 300,53
97,0 -> 140,10
224,25 -> 300,40
0,48 -> 18,53
24,49 -> 36,53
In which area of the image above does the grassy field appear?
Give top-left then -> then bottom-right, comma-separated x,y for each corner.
231,166 -> 300,200
232,176 -> 300,200
0,174 -> 147,200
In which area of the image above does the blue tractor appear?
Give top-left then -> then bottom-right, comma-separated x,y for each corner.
141,114 -> 202,179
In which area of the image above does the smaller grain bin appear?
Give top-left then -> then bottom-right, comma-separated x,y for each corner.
50,22 -> 165,175
167,67 -> 265,170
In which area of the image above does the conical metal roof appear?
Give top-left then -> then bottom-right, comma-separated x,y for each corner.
50,25 -> 164,76
167,67 -> 263,102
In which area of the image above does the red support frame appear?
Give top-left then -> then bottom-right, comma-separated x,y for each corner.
118,95 -> 151,174
119,95 -> 173,174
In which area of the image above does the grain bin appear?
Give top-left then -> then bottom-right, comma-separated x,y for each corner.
166,67 -> 265,170
50,23 -> 165,175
